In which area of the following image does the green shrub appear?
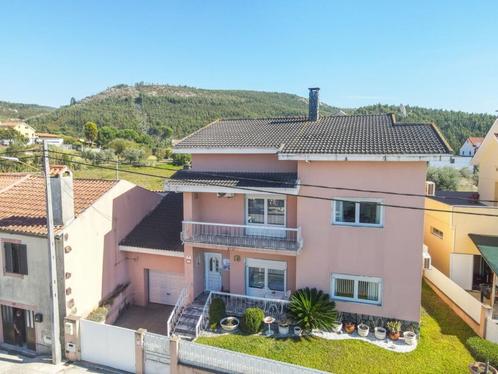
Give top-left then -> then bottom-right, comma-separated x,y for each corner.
467,336 -> 498,368
86,306 -> 108,322
208,298 -> 226,329
241,307 -> 264,334
288,287 -> 337,333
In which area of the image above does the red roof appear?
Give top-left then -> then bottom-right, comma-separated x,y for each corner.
467,137 -> 484,146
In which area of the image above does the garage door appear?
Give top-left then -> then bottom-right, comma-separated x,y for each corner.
148,270 -> 185,305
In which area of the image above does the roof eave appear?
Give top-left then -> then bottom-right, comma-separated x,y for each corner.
277,153 -> 454,162
173,147 -> 279,154
164,183 -> 299,195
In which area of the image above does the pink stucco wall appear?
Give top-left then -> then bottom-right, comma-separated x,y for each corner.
192,154 -> 297,172
125,252 -> 184,306
296,161 -> 426,322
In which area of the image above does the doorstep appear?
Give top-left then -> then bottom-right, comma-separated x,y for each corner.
0,343 -> 38,358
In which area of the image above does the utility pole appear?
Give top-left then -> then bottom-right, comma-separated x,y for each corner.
42,140 -> 62,365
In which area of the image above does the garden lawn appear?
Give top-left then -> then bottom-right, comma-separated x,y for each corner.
196,281 -> 477,374
74,162 -> 180,190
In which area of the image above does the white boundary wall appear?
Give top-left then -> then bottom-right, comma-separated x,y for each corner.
424,267 -> 482,322
80,319 -> 136,373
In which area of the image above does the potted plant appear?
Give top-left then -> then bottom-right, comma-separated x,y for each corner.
293,326 -> 302,336
344,321 -> 356,334
357,323 -> 369,337
403,331 -> 417,345
469,361 -> 498,374
374,326 -> 387,340
331,320 -> 342,333
386,320 -> 401,341
278,318 -> 290,336
220,316 -> 240,332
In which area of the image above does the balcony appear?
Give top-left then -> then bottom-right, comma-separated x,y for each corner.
181,221 -> 302,252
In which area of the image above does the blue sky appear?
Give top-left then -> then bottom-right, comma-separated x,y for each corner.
1,1 -> 497,113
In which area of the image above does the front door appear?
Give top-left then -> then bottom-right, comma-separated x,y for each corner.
1,306 -> 34,349
205,253 -> 222,291
246,259 -> 286,298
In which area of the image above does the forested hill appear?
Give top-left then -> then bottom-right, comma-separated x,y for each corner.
27,84 -> 339,140
14,84 -> 498,152
0,101 -> 54,120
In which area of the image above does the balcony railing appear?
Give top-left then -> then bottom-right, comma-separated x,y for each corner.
181,221 -> 302,252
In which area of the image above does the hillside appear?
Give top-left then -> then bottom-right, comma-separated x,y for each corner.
0,101 -> 54,121
27,84 -> 340,140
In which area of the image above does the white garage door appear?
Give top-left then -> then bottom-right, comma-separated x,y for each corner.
148,270 -> 185,305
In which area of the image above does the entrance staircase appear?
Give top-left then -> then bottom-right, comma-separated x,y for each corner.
172,292 -> 209,340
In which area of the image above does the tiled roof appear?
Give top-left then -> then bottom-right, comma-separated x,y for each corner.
0,174 -> 117,236
0,173 -> 30,192
120,192 -> 183,252
467,137 -> 484,146
175,114 -> 452,155
167,171 -> 298,189
36,133 -> 62,138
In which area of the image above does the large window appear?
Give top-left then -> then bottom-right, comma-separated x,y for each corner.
333,199 -> 383,227
3,242 -> 28,275
246,195 -> 286,226
331,274 -> 382,305
246,259 -> 286,298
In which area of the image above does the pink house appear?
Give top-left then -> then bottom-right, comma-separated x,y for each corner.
163,88 -> 453,330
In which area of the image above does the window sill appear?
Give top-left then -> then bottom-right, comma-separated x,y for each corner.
332,222 -> 384,229
332,297 -> 382,306
3,272 -> 26,279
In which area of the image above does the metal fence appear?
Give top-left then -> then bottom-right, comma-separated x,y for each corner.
182,221 -> 302,251
167,287 -> 188,336
178,340 -> 327,374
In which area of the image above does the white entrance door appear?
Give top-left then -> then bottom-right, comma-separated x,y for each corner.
205,253 -> 222,291
450,253 -> 474,290
148,270 -> 185,305
246,258 -> 286,298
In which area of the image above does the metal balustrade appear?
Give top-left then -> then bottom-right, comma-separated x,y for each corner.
166,287 -> 188,336
182,221 -> 302,251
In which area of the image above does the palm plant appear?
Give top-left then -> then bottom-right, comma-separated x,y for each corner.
288,287 -> 338,334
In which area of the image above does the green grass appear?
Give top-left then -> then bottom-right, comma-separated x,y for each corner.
197,281 -> 477,373
74,162 -> 181,190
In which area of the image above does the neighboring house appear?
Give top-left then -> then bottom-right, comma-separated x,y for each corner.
35,133 -> 64,146
424,118 -> 498,318
0,120 -> 36,144
165,88 -> 452,327
0,168 -> 159,355
460,137 -> 484,157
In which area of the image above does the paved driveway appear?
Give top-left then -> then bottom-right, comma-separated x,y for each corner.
113,303 -> 173,335
0,349 -> 122,374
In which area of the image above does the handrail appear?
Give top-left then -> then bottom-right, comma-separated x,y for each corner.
183,220 -> 299,232
211,290 -> 290,305
167,287 -> 188,336
195,291 -> 213,338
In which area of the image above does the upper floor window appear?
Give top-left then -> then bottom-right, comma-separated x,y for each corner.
246,195 -> 286,226
332,199 -> 383,227
331,273 -> 382,305
3,242 -> 28,275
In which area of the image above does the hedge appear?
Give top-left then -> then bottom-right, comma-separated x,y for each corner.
467,336 -> 498,368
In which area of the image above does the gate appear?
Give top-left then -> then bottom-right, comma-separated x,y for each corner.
144,332 -> 170,373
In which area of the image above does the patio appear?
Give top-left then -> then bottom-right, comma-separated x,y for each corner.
113,303 -> 173,335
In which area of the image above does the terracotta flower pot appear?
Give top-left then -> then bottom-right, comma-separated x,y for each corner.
344,322 -> 356,334
388,330 -> 400,341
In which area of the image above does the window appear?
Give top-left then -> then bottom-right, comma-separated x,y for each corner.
248,267 -> 265,289
333,199 -> 383,227
331,274 -> 382,305
3,242 -> 28,275
267,269 -> 285,291
246,195 -> 286,226
246,259 -> 287,297
431,226 -> 444,239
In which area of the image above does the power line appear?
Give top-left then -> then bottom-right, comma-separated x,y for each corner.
45,155 -> 498,218
46,148 -> 496,205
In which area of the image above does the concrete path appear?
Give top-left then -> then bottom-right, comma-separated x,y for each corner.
0,349 -> 123,374
113,303 -> 172,335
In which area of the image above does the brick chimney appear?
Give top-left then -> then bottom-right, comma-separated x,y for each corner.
308,87 -> 320,121
50,166 -> 75,226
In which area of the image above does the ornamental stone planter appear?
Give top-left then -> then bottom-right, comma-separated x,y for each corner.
293,326 -> 302,336
278,323 -> 290,336
469,362 -> 498,374
220,317 -> 239,332
331,322 -> 342,333
403,331 -> 417,345
357,323 -> 369,337
374,327 -> 387,340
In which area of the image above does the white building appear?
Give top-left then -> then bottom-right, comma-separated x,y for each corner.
459,137 -> 484,157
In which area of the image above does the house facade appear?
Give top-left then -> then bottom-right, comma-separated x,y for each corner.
0,170 -> 159,355
459,137 -> 484,157
0,120 -> 36,144
166,88 -> 452,325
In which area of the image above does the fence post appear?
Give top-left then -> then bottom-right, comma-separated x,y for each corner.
135,328 -> 146,374
169,336 -> 180,374
480,305 -> 493,338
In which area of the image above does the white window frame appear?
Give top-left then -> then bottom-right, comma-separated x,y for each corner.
431,226 -> 444,239
245,194 -> 287,227
245,258 -> 287,297
332,198 -> 384,228
331,273 -> 383,305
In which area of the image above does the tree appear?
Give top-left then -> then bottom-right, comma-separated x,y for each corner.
97,126 -> 117,146
84,122 -> 98,145
70,97 -> 77,105
108,138 -> 138,156
171,153 -> 191,166
122,148 -> 145,164
427,167 -> 461,191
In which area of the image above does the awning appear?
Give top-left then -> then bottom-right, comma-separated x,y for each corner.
469,234 -> 498,274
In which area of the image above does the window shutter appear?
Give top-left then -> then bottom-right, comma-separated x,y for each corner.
4,242 -> 13,273
18,244 -> 28,275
